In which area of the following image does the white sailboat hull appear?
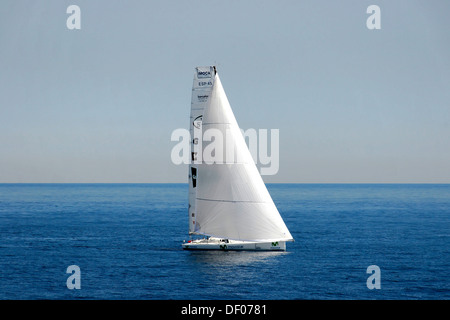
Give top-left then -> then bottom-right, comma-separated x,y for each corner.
182,238 -> 287,251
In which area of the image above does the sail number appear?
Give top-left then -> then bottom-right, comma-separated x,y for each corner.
197,81 -> 213,87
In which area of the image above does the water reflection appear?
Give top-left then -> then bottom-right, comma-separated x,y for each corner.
185,250 -> 289,267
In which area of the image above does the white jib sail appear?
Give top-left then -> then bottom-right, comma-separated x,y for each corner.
190,67 -> 293,242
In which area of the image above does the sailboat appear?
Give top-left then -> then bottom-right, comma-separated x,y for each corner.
182,66 -> 293,251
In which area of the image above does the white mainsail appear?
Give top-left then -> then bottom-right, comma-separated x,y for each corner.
188,66 -> 293,243
189,66 -> 216,234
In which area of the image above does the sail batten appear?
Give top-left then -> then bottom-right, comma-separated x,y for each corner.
188,66 -> 293,242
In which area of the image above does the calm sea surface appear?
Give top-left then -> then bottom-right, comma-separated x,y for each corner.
0,183 -> 449,300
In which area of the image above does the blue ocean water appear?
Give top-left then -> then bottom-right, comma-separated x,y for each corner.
0,183 -> 449,300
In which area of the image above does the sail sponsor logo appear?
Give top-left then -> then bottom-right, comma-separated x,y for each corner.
197,95 -> 209,102
193,115 -> 203,129
191,167 -> 197,188
170,127 -> 279,175
197,70 -> 212,78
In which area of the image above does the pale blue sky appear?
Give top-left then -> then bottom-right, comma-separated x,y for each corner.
0,0 -> 449,183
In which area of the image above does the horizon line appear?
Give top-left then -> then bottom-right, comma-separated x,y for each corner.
1,182 -> 449,185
